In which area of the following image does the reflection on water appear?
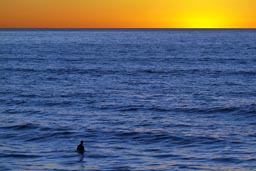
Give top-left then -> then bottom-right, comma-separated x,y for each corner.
79,154 -> 85,162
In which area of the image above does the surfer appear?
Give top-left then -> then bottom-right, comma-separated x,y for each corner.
77,141 -> 85,154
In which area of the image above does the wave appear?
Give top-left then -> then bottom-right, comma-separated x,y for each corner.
0,153 -> 40,159
25,131 -> 78,142
99,104 -> 254,115
1,123 -> 39,130
211,157 -> 242,164
105,128 -> 225,146
2,66 -> 256,78
173,106 -> 240,114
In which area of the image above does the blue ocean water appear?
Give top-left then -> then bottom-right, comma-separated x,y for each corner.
0,29 -> 256,171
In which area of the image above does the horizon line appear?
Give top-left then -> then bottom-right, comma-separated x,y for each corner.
0,28 -> 255,30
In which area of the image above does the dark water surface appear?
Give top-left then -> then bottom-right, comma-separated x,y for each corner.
0,29 -> 256,171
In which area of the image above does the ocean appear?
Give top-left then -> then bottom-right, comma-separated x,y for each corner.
0,29 -> 256,171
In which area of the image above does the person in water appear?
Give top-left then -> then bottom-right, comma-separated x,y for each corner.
77,141 -> 85,154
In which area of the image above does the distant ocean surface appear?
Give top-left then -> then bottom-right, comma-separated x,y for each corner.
0,29 -> 256,171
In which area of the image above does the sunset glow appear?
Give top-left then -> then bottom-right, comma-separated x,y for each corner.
0,0 -> 255,28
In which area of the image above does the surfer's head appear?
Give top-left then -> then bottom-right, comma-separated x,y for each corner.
80,141 -> 83,144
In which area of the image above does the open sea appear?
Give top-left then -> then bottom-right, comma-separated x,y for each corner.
0,29 -> 256,171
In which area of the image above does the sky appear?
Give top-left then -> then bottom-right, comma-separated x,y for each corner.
0,0 -> 255,28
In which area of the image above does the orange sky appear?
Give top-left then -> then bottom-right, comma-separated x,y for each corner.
0,0 -> 255,28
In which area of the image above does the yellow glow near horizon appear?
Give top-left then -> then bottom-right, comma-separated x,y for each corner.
178,12 -> 232,28
0,0 -> 255,28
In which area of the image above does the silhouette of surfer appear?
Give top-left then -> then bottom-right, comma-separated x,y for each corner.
77,141 -> 85,154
